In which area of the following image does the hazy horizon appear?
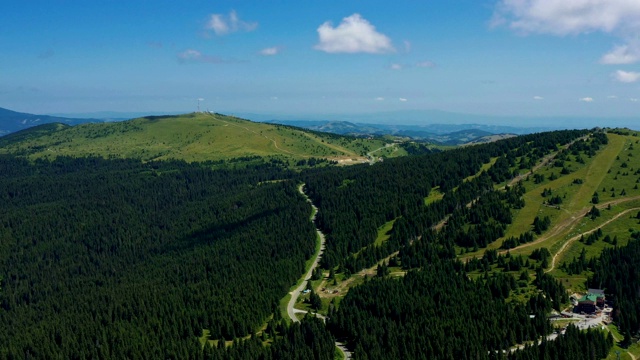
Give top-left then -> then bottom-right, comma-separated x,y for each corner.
3,1 -> 640,119
37,107 -> 636,130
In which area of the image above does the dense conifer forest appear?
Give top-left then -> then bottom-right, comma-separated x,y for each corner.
0,127 -> 622,359
0,156 -> 325,358
303,130 -> 588,271
201,317 -> 335,360
588,235 -> 640,347
506,326 -> 612,360
327,259 -> 554,360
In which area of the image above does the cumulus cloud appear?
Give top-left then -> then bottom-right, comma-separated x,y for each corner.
493,1 -> 640,64
206,10 -> 257,36
375,97 -> 385,101
492,0 -> 640,35
390,63 -> 403,70
607,95 -> 618,99
177,49 -> 242,64
579,97 -> 594,102
600,43 -> 640,64
260,47 -> 281,56
315,14 -> 395,54
613,70 -> 640,83
533,96 -> 544,100
630,98 -> 639,102
399,98 -> 408,102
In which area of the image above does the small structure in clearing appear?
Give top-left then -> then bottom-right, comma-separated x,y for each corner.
575,288 -> 605,314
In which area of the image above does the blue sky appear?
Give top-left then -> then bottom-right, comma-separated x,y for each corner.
2,0 -> 640,121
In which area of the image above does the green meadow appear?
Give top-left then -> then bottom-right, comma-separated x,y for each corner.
0,112 -> 398,165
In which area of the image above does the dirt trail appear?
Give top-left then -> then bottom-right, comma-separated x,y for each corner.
209,114 -> 303,157
317,251 -> 403,301
546,207 -> 640,272
311,135 -> 356,156
436,139 -> 584,232
507,136 -> 587,188
501,195 -> 640,255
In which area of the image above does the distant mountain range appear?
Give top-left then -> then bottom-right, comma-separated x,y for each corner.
0,107 -> 103,136
0,107 -> 519,146
1,107 -> 523,145
5,106 -> 636,145
262,119 -> 519,145
238,109 -> 640,132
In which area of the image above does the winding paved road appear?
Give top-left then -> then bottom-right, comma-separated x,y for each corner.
290,184 -> 352,359
367,143 -> 395,164
287,184 -> 326,322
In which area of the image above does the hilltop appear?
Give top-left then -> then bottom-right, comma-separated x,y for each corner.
0,112 -> 410,165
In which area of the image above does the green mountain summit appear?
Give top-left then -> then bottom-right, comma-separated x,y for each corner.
0,112 -> 393,164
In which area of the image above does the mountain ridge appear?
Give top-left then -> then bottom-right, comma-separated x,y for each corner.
262,119 -> 519,145
0,107 -> 103,135
0,112 -> 400,164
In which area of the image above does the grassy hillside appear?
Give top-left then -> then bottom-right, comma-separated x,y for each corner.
0,112 -> 397,164
457,130 -> 640,297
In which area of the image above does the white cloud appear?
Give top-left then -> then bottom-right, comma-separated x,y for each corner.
416,61 -> 436,68
270,96 -> 278,100
492,0 -> 640,35
607,95 -> 618,99
630,98 -> 639,102
315,14 -> 395,54
375,97 -> 385,101
613,70 -> 640,83
601,43 -> 640,64
390,63 -> 403,70
399,98 -> 408,102
206,10 -> 257,36
579,97 -> 594,102
493,1 -> 640,64
260,47 -> 280,56
533,96 -> 544,100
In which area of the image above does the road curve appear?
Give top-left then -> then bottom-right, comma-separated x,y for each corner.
287,184 -> 326,322
290,184 -> 352,359
546,207 -> 640,272
503,195 -> 640,255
